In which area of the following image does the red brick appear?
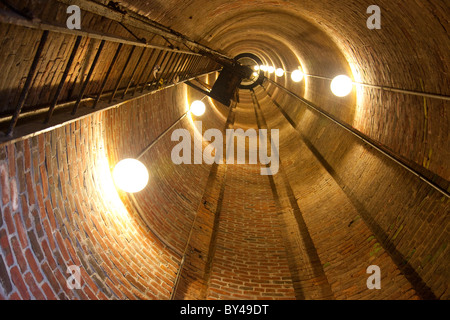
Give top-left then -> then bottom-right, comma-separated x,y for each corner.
64,238 -> 80,266
44,199 -> 56,229
0,63 -> 443,302
10,266 -> 30,299
54,232 -> 70,262
0,229 -> 13,266
38,136 -> 45,165
7,145 -> 15,177
9,292 -> 21,300
39,165 -> 48,199
42,219 -> 56,251
0,254 -> 13,294
25,172 -> 35,205
10,179 -> 18,211
96,290 -> 109,300
0,164 -> 10,206
41,282 -> 57,300
40,239 -> 57,270
80,268 -> 96,291
119,285 -> 137,300
40,262 -> 62,294
54,268 -> 77,299
25,249 -> 44,283
35,185 -> 46,220
23,140 -> 31,171
32,151 -> 39,184
24,272 -> 45,300
105,278 -> 125,300
82,285 -> 98,300
3,206 -> 14,234
20,195 -> 32,230
10,236 -> 27,272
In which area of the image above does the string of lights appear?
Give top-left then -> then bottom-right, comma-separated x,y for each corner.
255,64 -> 353,97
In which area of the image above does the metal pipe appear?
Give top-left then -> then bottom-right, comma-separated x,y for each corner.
185,81 -> 211,97
264,78 -> 449,198
305,74 -> 450,101
1,70 -> 218,145
6,30 -> 49,136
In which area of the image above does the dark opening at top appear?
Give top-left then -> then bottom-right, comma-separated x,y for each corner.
235,53 -> 264,90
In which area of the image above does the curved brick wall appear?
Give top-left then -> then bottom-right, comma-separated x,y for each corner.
0,0 -> 448,300
0,87 -> 193,300
121,0 -> 448,181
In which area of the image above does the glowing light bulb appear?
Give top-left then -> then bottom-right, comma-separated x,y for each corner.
267,66 -> 275,74
291,70 -> 304,82
260,65 -> 268,72
330,75 -> 353,97
113,159 -> 149,193
275,68 -> 285,77
252,72 -> 259,77
190,100 -> 206,116
254,65 -> 260,71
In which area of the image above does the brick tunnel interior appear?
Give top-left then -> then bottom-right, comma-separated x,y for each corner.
0,0 -> 448,300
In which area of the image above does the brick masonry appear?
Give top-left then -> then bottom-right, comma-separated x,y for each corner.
0,0 -> 448,301
0,86 -> 193,300
0,71 -> 447,300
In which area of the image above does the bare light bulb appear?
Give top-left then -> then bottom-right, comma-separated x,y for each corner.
291,70 -> 304,82
113,159 -> 149,193
260,65 -> 268,72
190,100 -> 206,116
275,68 -> 285,77
267,66 -> 275,74
330,75 -> 353,97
